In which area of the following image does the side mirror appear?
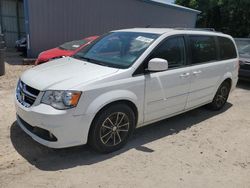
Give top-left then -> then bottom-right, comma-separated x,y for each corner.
148,58 -> 168,72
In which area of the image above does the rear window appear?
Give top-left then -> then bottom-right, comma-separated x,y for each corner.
189,35 -> 217,64
218,37 -> 237,60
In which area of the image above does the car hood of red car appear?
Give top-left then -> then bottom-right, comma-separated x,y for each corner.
38,48 -> 75,61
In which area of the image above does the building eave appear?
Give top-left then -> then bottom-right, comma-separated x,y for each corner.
138,0 -> 201,14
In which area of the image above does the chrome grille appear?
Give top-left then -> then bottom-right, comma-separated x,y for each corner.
16,80 -> 40,107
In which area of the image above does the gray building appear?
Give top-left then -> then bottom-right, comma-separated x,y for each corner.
1,0 -> 200,57
0,0 -> 25,48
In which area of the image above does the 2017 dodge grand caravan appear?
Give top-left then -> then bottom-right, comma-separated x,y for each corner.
15,28 -> 238,153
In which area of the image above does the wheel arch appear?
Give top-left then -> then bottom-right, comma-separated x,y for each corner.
85,90 -> 140,116
92,99 -> 138,126
85,89 -> 140,137
223,78 -> 232,89
213,73 -> 233,97
87,99 -> 139,144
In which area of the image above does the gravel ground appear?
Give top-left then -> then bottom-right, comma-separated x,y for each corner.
0,59 -> 250,188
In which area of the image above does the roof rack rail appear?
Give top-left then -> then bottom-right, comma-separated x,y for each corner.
175,28 -> 216,32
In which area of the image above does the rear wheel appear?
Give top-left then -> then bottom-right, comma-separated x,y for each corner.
207,81 -> 231,110
88,104 -> 135,153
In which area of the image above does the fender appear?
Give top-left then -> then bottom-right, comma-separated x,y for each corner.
212,72 -> 233,97
85,89 -> 140,116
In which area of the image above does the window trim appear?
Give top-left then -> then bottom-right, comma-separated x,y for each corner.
132,34 -> 188,76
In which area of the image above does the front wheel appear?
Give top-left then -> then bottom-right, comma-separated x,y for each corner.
88,104 -> 135,153
207,81 -> 231,110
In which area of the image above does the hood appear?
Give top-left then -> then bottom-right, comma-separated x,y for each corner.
38,48 -> 75,61
21,57 -> 119,91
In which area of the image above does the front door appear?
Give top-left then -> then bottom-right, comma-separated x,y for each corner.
144,36 -> 192,122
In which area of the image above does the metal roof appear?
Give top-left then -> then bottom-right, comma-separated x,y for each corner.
139,0 -> 201,14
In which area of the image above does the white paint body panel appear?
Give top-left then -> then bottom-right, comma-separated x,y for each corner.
15,28 -> 239,148
21,57 -> 119,91
144,66 -> 192,122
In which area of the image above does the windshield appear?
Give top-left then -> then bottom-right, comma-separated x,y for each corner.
235,39 -> 250,58
59,39 -> 88,51
73,32 -> 159,68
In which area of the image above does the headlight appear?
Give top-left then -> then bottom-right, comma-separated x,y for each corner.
41,90 -> 82,110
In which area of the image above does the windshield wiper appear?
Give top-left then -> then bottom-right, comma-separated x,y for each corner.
90,59 -> 113,68
73,54 -> 91,62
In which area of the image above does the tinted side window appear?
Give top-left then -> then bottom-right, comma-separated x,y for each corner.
189,36 -> 217,64
149,36 -> 185,68
218,37 -> 237,60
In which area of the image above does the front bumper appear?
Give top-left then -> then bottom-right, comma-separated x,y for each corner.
15,98 -> 94,148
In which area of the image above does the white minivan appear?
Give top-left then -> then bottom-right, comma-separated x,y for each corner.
15,28 -> 238,153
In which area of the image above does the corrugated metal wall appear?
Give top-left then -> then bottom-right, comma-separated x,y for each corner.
0,0 -> 25,47
26,0 -> 198,57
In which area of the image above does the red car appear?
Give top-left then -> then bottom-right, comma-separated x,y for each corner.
35,36 -> 99,65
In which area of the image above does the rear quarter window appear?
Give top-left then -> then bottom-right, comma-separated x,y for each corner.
218,37 -> 237,60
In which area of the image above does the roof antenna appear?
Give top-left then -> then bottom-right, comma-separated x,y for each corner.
145,25 -> 151,28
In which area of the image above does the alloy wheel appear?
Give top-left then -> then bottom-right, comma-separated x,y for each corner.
100,112 -> 130,146
215,85 -> 229,108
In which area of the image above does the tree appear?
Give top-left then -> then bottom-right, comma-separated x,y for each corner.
175,0 -> 250,37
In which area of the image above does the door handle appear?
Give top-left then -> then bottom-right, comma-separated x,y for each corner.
193,70 -> 202,75
180,73 -> 190,78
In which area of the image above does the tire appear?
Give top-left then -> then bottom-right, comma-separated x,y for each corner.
88,103 -> 136,153
207,81 -> 231,111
